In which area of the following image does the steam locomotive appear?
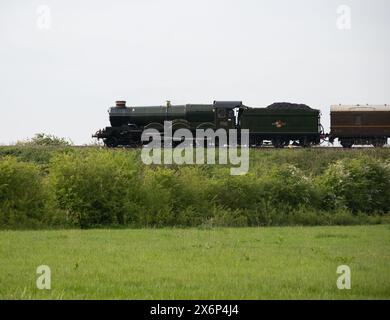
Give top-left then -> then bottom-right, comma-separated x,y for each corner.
93,100 -> 390,148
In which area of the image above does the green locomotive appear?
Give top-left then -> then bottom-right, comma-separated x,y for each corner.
93,100 -> 322,148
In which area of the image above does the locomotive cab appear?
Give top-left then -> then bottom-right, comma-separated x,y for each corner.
213,101 -> 243,130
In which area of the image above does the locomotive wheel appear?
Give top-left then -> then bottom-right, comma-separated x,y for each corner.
255,139 -> 263,148
340,140 -> 353,148
249,137 -> 261,148
300,138 -> 311,148
272,138 -> 288,148
372,141 -> 385,148
104,137 -> 118,148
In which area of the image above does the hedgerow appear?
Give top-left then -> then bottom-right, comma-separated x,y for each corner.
0,147 -> 389,228
0,157 -> 49,228
317,157 -> 390,213
48,151 -> 140,228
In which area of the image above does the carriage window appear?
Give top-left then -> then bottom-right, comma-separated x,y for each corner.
217,109 -> 226,119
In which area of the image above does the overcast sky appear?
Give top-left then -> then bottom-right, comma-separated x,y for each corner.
1,0 -> 389,144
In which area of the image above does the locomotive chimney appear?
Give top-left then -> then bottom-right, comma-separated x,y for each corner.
116,101 -> 126,108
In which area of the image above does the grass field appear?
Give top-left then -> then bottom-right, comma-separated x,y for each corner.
0,225 -> 389,299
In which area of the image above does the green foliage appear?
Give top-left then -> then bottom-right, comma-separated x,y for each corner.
0,157 -> 48,228
1,147 -> 390,229
0,146 -> 58,166
136,167 -> 176,226
49,150 -> 139,228
136,166 -> 214,226
262,164 -> 319,209
17,133 -> 72,147
318,157 -> 390,213
210,164 -> 319,216
210,170 -> 262,210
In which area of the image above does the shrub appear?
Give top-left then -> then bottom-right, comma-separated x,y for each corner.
0,146 -> 56,166
208,169 -> 262,210
203,207 -> 248,227
318,157 -> 390,214
173,167 -> 213,225
136,167 -> 175,226
261,164 -> 319,210
17,133 -> 72,147
204,164 -> 319,222
49,150 -> 139,228
136,166 -> 214,226
0,157 -> 48,228
2,147 -> 390,229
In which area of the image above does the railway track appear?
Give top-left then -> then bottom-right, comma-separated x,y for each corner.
2,145 -> 388,150
69,145 -> 389,150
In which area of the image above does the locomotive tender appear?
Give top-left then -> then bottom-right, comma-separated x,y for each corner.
93,101 -> 390,148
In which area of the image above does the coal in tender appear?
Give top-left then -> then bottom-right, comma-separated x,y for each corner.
266,102 -> 313,110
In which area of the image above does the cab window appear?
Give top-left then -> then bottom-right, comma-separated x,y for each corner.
217,108 -> 226,119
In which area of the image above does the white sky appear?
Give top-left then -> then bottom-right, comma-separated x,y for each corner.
1,0 -> 389,144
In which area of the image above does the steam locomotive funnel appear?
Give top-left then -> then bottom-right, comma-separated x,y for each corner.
116,101 -> 126,108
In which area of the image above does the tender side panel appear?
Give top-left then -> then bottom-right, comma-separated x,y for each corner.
241,109 -> 320,135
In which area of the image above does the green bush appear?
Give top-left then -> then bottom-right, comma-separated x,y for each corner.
0,146 -> 62,166
17,133 -> 72,147
210,164 -> 318,213
0,157 -> 49,228
261,164 -> 319,209
208,169 -> 262,210
137,166 -> 214,226
1,147 -> 390,229
136,167 -> 175,226
49,150 -> 139,228
204,207 -> 248,227
173,167 -> 214,225
318,157 -> 390,214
